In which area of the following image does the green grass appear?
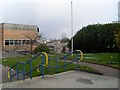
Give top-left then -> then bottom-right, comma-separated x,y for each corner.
82,53 -> 120,68
2,52 -> 119,78
49,53 -> 119,68
2,54 -> 102,78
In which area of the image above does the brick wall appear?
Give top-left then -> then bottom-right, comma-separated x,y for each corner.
2,23 -> 39,51
0,24 -> 3,51
4,44 -> 37,51
3,30 -> 38,51
4,30 -> 37,40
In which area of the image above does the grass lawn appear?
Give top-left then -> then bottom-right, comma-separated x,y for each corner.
82,53 -> 120,68
49,53 -> 119,68
2,54 -> 102,78
2,52 -> 119,79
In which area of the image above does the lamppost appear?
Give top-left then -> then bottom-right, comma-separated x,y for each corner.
2,23 -> 4,51
71,2 -> 73,53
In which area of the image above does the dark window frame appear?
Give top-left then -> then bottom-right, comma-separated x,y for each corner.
5,40 -> 9,45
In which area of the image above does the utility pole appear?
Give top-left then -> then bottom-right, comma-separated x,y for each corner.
71,2 -> 73,53
2,23 -> 4,51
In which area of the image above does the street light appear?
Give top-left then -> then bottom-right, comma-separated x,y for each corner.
71,2 -> 73,53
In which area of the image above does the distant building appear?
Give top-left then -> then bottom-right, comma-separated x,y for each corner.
113,1 -> 120,23
47,40 -> 62,53
46,39 -> 69,53
0,23 -> 39,51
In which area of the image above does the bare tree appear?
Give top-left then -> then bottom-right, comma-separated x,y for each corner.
23,33 -> 41,54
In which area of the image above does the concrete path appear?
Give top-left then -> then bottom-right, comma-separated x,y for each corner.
1,64 -> 27,84
2,51 -> 24,58
0,64 -> 2,90
2,70 -> 119,88
0,51 -> 2,59
79,62 -> 119,78
0,64 -> 2,84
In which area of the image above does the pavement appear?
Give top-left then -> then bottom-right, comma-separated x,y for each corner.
0,65 -> 2,83
0,51 -> 2,59
1,70 -> 119,88
2,65 -> 27,84
79,62 -> 119,78
2,51 -> 24,58
0,64 -> 2,90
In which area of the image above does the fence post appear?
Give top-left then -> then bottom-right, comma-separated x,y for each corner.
48,58 -> 50,74
10,68 -> 12,82
22,64 -> 25,81
30,61 -> 32,79
41,64 -> 44,78
41,54 -> 45,78
64,56 -> 66,71
76,57 -> 79,70
56,58 -> 58,73
16,64 -> 19,80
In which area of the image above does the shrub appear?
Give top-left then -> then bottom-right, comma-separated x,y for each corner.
34,44 -> 50,54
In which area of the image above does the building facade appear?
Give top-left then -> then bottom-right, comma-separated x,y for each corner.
117,1 -> 120,23
46,39 -> 69,53
0,24 -> 3,51
0,23 -> 39,51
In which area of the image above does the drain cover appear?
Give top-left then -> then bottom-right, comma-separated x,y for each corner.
76,78 -> 93,84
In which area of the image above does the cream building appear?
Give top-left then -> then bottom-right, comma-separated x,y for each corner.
0,23 -> 39,51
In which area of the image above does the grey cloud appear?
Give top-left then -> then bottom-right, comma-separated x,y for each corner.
1,0 -> 118,39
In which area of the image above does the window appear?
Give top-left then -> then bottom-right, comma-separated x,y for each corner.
23,28 -> 25,30
14,40 -> 18,45
18,40 -> 22,44
4,39 -> 31,46
26,40 -> 30,44
9,40 -> 14,45
23,40 -> 26,44
18,28 -> 21,30
37,28 -> 39,32
5,40 -> 9,45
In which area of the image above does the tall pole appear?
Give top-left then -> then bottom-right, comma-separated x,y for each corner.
2,23 -> 4,51
71,2 -> 73,53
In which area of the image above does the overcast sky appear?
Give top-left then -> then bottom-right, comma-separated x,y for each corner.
0,0 -> 119,39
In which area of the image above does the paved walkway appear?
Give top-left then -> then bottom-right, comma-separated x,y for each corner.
2,51 -> 24,58
79,62 -> 119,78
2,70 -> 119,88
0,64 -> 2,84
0,64 -> 2,90
1,64 -> 27,84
